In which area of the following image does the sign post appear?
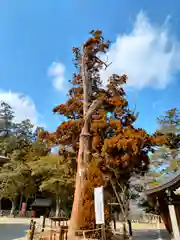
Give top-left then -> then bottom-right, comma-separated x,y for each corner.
94,186 -> 105,240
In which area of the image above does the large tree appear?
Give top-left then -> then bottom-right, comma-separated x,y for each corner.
151,108 -> 180,174
136,109 -> 180,214
39,30 -> 164,239
0,159 -> 36,215
0,102 -> 50,215
0,101 -> 15,155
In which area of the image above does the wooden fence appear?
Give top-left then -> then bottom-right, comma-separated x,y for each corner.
115,213 -> 161,223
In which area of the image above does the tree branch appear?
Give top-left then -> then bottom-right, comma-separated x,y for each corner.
110,178 -> 126,220
84,98 -> 103,121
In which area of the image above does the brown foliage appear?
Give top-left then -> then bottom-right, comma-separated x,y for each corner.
77,160 -> 111,239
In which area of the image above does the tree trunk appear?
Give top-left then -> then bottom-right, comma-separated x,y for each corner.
10,200 -> 16,217
127,219 -> 132,237
55,196 -> 60,217
22,197 -> 29,217
0,198 -> 1,211
68,131 -> 91,239
68,48 -> 92,240
110,180 -> 132,238
19,194 -> 23,213
123,186 -> 131,238
110,179 -> 126,219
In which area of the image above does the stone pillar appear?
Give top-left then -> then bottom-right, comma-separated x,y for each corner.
166,189 -> 180,240
168,205 -> 180,240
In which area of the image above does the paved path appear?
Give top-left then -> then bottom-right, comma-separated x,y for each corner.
131,229 -> 171,239
113,221 -> 171,239
0,223 -> 28,240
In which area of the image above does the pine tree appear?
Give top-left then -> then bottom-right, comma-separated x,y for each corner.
0,101 -> 14,135
137,109 -> 180,214
0,101 -> 15,155
151,108 -> 180,176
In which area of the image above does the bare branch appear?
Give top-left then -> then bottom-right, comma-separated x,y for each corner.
95,56 -> 112,70
117,181 -> 126,194
104,61 -> 112,70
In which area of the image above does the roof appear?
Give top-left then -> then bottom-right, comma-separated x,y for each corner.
31,198 -> 52,207
0,155 -> 9,160
145,171 -> 180,196
0,155 -> 9,164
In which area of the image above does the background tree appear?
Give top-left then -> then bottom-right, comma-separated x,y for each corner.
0,102 -> 50,215
0,161 -> 22,215
137,109 -> 180,214
29,150 -> 76,217
150,108 -> 180,175
139,108 -> 180,192
0,101 -> 15,155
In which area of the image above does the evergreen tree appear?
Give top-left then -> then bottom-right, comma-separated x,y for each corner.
0,101 -> 15,155
39,30 -> 164,239
0,103 -> 49,215
0,101 -> 14,135
150,108 -> 180,177
29,149 -> 76,217
137,109 -> 180,214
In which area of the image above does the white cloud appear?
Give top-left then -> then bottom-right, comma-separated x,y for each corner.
48,62 -> 66,91
0,90 -> 40,126
100,11 -> 180,89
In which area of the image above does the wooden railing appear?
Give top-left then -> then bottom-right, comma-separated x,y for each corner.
131,213 -> 162,223
115,213 -> 162,223
50,226 -> 68,240
49,217 -> 68,240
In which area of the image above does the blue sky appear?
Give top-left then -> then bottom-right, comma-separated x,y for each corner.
0,0 -> 180,134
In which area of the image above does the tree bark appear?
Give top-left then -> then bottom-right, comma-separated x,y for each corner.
10,200 -> 16,216
67,129 -> 91,239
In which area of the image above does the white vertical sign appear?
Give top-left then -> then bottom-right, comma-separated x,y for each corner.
94,186 -> 105,224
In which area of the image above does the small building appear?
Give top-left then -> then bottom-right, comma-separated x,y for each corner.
31,198 -> 52,218
145,172 -> 180,239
